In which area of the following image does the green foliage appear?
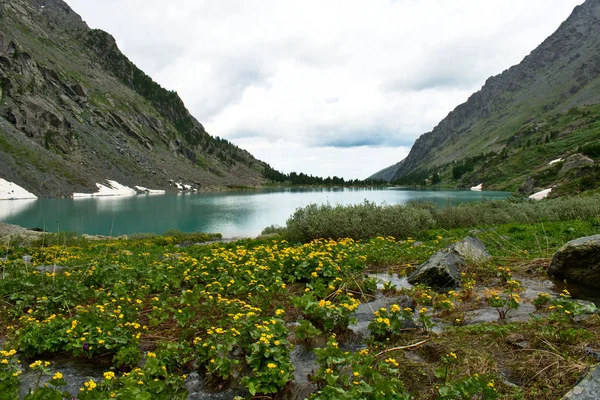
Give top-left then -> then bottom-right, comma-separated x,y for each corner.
311,336 -> 411,399
293,292 -> 359,332
295,320 -> 322,343
368,304 -> 414,340
285,201 -> 436,242
263,163 -> 387,186
580,142 -> 600,159
0,349 -> 21,400
438,375 -> 499,399
285,196 -> 600,242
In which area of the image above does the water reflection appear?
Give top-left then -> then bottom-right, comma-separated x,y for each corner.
0,188 -> 510,237
0,198 -> 37,221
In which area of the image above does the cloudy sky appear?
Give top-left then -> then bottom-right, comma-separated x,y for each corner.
68,0 -> 583,180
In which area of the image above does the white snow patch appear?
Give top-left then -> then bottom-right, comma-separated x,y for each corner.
174,182 -> 184,191
548,158 -> 563,166
0,178 -> 38,200
135,186 -> 166,195
73,180 -> 136,198
529,188 -> 552,200
172,182 -> 195,191
470,183 -> 483,192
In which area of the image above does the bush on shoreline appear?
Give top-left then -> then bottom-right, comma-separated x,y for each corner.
284,195 -> 600,242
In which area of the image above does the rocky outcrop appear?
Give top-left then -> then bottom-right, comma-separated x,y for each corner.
558,154 -> 595,177
548,235 -> 600,287
518,177 -> 538,195
562,364 -> 600,399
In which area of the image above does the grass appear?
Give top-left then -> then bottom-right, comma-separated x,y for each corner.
1,214 -> 598,398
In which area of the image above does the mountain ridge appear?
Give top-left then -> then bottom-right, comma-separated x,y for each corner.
370,0 -> 600,184
0,0 -> 268,197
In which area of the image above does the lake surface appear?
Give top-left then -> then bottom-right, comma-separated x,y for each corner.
0,187 -> 510,238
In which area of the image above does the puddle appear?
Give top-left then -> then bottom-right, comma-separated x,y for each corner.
368,273 -> 413,291
289,344 -> 318,400
19,354 -> 108,398
553,280 -> 600,307
185,372 -> 245,400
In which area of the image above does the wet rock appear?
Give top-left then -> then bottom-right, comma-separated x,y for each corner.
407,251 -> 464,292
548,235 -> 600,288
562,364 -> 600,399
446,236 -> 492,264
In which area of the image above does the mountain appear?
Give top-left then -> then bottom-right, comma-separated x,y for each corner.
0,0 -> 269,197
370,0 -> 600,194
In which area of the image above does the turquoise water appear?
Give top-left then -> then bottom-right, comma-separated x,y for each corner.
0,187 -> 510,237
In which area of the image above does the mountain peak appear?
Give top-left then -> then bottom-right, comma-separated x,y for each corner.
371,0 -> 600,182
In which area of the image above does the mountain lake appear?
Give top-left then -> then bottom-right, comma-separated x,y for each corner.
0,187 -> 511,237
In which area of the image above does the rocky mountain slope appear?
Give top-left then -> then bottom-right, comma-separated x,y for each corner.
371,0 -> 600,191
0,0 -> 268,197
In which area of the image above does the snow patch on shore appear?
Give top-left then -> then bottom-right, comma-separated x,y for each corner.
0,178 -> 38,200
73,180 -> 136,198
529,188 -> 552,200
470,183 -> 483,192
135,186 -> 166,195
548,158 -> 563,166
172,181 -> 195,192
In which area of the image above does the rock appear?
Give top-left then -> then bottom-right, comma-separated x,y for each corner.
518,177 -> 538,195
548,235 -> 600,287
558,154 -> 594,177
407,251 -> 464,291
35,265 -> 64,273
562,364 -> 600,399
446,236 -> 492,264
407,237 -> 492,291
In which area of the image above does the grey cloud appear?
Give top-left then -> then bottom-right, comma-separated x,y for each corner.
308,125 -> 417,148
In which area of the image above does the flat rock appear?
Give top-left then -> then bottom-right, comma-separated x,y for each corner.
548,235 -> 600,288
562,364 -> 600,399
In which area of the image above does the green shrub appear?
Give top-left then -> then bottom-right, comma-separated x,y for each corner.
284,196 -> 600,242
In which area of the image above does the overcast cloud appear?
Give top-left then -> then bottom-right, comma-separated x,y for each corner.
68,0 -> 584,179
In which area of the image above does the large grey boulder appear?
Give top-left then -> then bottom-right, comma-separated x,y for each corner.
548,235 -> 600,287
562,364 -> 600,399
407,236 -> 491,292
447,236 -> 492,264
407,251 -> 465,291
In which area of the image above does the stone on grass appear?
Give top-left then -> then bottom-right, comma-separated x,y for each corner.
407,236 -> 492,292
562,364 -> 600,399
548,235 -> 600,287
447,236 -> 492,264
407,251 -> 464,292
